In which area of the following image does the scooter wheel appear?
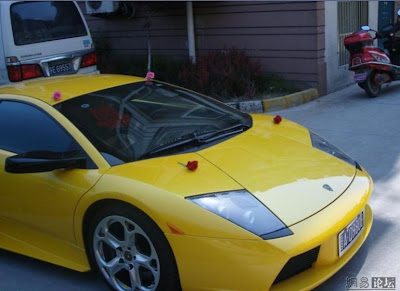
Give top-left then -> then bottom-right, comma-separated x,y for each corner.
364,72 -> 381,98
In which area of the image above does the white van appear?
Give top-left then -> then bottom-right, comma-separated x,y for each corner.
0,1 -> 98,85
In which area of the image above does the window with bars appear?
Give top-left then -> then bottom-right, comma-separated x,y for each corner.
338,1 -> 369,66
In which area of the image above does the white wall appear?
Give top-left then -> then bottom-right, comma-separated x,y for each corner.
325,1 -> 379,94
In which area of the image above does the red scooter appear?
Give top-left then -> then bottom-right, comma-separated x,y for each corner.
344,10 -> 400,97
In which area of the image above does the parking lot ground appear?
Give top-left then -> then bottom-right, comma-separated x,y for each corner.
270,83 -> 400,290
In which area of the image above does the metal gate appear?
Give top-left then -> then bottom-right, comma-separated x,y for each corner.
338,1 -> 369,66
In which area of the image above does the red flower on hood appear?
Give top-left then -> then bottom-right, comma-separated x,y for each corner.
186,160 -> 198,171
273,115 -> 282,124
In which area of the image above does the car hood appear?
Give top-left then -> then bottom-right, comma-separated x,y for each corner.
106,114 -> 356,227
196,114 -> 356,226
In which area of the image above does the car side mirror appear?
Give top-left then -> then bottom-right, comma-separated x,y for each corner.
5,151 -> 86,174
361,26 -> 371,31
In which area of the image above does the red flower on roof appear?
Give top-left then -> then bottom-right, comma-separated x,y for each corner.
53,91 -> 62,101
146,72 -> 155,80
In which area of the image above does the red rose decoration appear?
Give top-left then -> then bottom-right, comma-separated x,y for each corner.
146,72 -> 155,80
186,160 -> 198,171
90,105 -> 131,129
121,113 -> 131,126
145,72 -> 155,85
53,90 -> 62,101
273,115 -> 282,124
90,106 -> 119,129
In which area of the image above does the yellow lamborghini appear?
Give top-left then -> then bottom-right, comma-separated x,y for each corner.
0,74 -> 372,291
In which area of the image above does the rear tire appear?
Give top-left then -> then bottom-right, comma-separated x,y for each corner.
86,202 -> 181,291
364,71 -> 381,98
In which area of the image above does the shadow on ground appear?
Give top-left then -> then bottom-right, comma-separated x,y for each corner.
347,82 -> 400,101
0,249 -> 106,290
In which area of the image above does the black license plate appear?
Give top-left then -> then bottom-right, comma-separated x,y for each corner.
49,62 -> 73,76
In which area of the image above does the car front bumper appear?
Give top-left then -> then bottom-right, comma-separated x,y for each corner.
166,169 -> 373,290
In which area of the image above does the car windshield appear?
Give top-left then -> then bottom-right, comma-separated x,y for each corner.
54,81 -> 252,166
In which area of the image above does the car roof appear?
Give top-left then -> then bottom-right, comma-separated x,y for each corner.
0,74 -> 145,105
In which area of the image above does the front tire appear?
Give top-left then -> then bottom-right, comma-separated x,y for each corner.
364,71 -> 381,98
86,202 -> 181,291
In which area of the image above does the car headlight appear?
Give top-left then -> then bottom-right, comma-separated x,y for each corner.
310,131 -> 356,167
186,190 -> 292,239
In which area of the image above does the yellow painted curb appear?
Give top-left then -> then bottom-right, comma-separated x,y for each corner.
262,88 -> 319,112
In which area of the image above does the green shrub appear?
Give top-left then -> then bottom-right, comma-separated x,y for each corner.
94,45 -> 299,101
98,54 -> 183,85
178,47 -> 262,101
254,74 -> 299,98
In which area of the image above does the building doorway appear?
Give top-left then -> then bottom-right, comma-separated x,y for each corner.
378,1 -> 395,48
338,1 -> 369,66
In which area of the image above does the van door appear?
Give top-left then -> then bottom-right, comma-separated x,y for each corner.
1,1 -> 98,84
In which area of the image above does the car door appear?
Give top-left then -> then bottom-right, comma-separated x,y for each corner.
0,99 -> 104,244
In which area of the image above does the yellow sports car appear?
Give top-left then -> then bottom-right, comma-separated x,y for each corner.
0,75 -> 372,291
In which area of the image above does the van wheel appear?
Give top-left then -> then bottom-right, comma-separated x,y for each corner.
364,72 -> 381,98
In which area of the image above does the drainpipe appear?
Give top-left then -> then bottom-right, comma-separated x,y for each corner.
186,1 -> 196,64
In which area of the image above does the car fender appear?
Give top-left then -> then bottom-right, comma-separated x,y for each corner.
74,174 -> 260,249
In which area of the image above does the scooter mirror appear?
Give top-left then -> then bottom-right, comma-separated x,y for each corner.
361,26 -> 371,31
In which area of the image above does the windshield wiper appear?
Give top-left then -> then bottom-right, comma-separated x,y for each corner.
138,123 -> 250,160
197,123 -> 250,143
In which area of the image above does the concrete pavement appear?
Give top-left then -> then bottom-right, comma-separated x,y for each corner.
1,83 -> 400,290
270,83 -> 400,290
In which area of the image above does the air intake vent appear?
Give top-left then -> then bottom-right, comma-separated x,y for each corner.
273,246 -> 320,285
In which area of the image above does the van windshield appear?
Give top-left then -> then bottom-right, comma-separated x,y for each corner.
10,1 -> 87,46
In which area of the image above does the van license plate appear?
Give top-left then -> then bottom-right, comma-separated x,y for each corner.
338,210 -> 364,257
49,62 -> 73,76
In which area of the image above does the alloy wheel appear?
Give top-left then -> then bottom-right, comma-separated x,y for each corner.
93,215 -> 160,291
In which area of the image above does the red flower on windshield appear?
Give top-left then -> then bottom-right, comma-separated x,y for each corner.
121,113 -> 131,126
90,105 -> 130,129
